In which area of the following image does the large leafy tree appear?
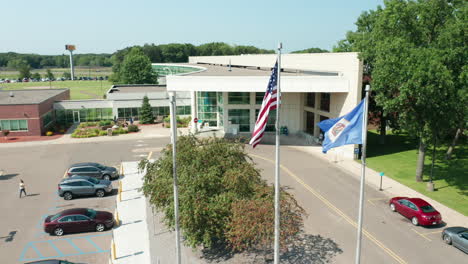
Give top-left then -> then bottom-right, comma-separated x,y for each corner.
140,136 -> 305,251
112,47 -> 158,84
335,0 -> 467,182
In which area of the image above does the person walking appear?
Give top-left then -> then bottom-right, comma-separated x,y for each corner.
19,179 -> 27,198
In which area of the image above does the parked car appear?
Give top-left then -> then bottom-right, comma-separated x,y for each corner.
58,176 -> 112,200
442,227 -> 468,254
67,162 -> 118,180
25,259 -> 77,264
43,208 -> 114,236
389,197 -> 442,226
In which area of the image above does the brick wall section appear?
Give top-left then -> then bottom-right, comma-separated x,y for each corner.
0,89 -> 70,136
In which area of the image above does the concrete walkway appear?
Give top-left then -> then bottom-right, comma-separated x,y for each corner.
0,125 -> 186,149
291,145 -> 468,227
111,161 -> 151,264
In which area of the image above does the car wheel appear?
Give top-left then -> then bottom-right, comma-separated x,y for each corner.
390,203 -> 396,212
443,234 -> 452,245
54,228 -> 64,236
411,217 -> 419,226
103,175 -> 111,181
96,189 -> 105,198
63,192 -> 73,200
96,223 -> 105,232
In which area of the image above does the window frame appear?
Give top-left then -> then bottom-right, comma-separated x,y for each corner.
0,119 -> 29,132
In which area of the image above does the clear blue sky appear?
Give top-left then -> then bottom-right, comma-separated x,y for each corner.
0,0 -> 383,55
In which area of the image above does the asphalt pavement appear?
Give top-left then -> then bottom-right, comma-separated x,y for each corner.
0,138 -> 169,264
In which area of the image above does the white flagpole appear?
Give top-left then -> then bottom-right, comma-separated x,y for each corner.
274,42 -> 282,264
169,92 -> 182,264
355,84 -> 370,264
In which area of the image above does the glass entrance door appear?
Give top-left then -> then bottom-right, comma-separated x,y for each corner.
73,111 -> 80,123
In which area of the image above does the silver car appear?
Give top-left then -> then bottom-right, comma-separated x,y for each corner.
67,162 -> 119,181
58,176 -> 113,200
442,227 -> 468,254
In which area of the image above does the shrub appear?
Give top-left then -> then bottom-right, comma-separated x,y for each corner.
99,120 -> 112,126
127,125 -> 139,132
112,128 -> 128,135
99,130 -> 108,136
71,127 -> 100,138
2,130 -> 10,137
46,131 -> 54,136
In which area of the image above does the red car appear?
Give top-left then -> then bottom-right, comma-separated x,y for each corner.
44,208 -> 114,236
389,197 -> 442,226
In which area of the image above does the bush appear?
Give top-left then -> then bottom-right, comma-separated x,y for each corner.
112,128 -> 128,135
163,115 -> 191,128
127,125 -> 139,132
46,131 -> 54,136
71,127 -> 100,138
99,130 -> 108,136
99,120 -> 112,126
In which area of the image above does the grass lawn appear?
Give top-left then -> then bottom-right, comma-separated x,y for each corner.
0,80 -> 112,100
365,130 -> 468,216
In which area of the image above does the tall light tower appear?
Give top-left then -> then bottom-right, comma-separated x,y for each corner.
65,44 -> 76,80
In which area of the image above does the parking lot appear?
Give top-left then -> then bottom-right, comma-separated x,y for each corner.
0,138 -> 168,263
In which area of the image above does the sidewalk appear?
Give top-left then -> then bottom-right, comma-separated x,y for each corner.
290,145 -> 468,227
111,161 -> 151,264
0,125 -> 186,149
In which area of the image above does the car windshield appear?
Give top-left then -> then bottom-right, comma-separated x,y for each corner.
86,209 -> 97,219
96,164 -> 107,170
50,212 -> 62,221
87,178 -> 99,184
420,205 -> 436,213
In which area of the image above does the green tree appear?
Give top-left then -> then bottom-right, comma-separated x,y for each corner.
335,0 -> 467,182
46,69 -> 55,80
291,47 -> 329,53
115,47 -> 158,84
18,63 -> 32,79
139,96 -> 154,124
140,136 -> 305,251
31,72 -> 41,80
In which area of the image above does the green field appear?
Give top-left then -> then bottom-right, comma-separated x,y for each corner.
366,130 -> 468,216
0,67 -> 112,79
0,80 -> 111,100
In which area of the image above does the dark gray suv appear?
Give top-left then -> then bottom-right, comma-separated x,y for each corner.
58,176 -> 113,200
67,162 -> 118,181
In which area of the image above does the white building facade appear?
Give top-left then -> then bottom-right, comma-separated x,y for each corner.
166,53 -> 363,159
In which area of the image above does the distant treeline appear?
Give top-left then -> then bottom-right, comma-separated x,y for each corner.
0,53 -> 112,69
0,42 -> 328,69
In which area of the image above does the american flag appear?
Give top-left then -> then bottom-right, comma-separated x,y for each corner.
249,61 -> 279,148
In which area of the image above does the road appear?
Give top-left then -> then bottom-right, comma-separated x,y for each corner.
247,145 -> 467,263
1,137 -> 466,263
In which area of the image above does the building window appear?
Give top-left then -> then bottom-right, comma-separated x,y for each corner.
0,119 -> 28,131
176,105 -> 191,115
255,92 -> 265,104
42,111 -> 54,127
198,92 -> 219,126
55,108 -> 113,124
228,109 -> 250,132
255,109 -> 276,132
320,93 -> 330,112
228,92 -> 250,104
151,106 -> 170,117
306,93 -> 315,108
305,112 -> 315,135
